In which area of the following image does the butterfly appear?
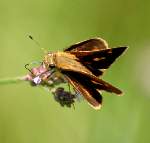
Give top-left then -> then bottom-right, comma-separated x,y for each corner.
40,37 -> 127,110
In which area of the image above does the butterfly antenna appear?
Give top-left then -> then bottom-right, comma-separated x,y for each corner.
24,61 -> 42,74
27,34 -> 47,54
25,63 -> 33,74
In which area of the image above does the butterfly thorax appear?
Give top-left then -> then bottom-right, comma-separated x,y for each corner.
54,52 -> 94,75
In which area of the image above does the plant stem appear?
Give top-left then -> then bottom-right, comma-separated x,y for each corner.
0,76 -> 27,85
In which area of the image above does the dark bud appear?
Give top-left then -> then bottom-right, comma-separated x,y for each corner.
53,87 -> 76,108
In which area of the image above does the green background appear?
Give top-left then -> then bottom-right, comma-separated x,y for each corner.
0,0 -> 150,143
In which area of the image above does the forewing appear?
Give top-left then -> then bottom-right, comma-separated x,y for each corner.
64,38 -> 108,52
69,47 -> 127,76
62,70 -> 122,95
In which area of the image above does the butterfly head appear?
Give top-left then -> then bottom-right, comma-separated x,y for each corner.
43,52 -> 55,68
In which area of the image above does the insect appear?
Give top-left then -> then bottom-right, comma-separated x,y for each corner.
26,37 -> 127,110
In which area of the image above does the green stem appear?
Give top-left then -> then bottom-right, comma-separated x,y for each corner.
0,76 -> 27,85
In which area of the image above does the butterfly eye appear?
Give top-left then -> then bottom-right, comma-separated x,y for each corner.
44,53 -> 55,68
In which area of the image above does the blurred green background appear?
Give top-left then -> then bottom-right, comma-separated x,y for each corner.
0,0 -> 150,143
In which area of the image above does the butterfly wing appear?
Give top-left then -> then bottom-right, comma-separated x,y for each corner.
62,70 -> 122,95
64,38 -> 127,76
55,52 -> 122,95
62,70 -> 123,109
64,38 -> 108,52
69,47 -> 127,76
63,71 -> 103,109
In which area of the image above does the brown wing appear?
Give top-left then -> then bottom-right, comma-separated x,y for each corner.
62,70 -> 122,95
62,70 -> 123,109
69,47 -> 127,76
63,71 -> 103,110
55,52 -> 123,95
64,38 -> 108,52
